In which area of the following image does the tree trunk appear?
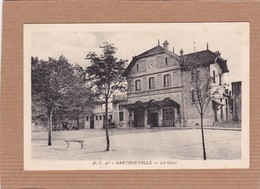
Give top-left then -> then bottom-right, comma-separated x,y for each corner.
48,108 -> 53,146
200,113 -> 207,160
105,97 -> 110,151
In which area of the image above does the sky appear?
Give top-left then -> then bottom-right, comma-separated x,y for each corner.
28,23 -> 249,85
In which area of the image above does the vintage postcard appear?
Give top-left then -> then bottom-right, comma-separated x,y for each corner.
24,23 -> 249,170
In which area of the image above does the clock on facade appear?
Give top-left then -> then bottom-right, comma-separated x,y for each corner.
148,61 -> 155,68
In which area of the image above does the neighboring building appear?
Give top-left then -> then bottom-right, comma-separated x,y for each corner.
122,40 -> 229,127
112,94 -> 129,128
83,94 -> 129,129
231,81 -> 242,121
84,100 -> 113,129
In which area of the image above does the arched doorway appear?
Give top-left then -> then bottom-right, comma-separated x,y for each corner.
134,101 -> 145,128
162,98 -> 180,127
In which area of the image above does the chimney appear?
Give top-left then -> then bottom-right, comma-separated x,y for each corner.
214,51 -> 221,56
172,47 -> 175,53
163,40 -> 169,50
180,49 -> 184,56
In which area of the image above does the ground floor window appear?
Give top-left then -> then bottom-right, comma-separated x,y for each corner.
119,112 -> 124,121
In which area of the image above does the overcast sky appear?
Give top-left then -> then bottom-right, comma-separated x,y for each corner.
28,23 -> 249,85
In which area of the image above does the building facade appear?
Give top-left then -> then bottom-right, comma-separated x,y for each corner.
84,101 -> 113,129
122,40 -> 229,127
83,94 -> 130,129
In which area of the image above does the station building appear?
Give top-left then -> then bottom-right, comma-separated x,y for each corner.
121,40 -> 229,127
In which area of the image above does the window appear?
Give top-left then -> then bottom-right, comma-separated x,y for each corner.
149,77 -> 156,89
165,57 -> 168,65
213,71 -> 216,83
192,90 -> 196,102
96,116 -> 98,120
136,64 -> 139,71
109,115 -> 113,120
219,73 -> 222,85
164,74 -> 171,87
135,80 -> 141,91
103,115 -> 105,120
99,115 -> 102,120
86,116 -> 89,121
119,112 -> 124,122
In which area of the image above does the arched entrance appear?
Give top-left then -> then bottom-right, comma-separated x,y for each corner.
123,98 -> 181,128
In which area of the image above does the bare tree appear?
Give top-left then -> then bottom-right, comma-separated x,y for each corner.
186,65 -> 212,160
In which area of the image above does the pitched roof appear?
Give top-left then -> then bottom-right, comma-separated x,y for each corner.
123,45 -> 180,76
182,49 -> 229,73
122,46 -> 229,76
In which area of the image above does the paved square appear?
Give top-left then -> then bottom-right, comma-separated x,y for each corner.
32,128 -> 241,160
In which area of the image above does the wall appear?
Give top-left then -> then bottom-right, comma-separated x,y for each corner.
182,66 -> 215,126
127,53 -> 181,93
113,102 -> 130,128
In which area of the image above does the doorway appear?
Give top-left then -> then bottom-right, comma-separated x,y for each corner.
134,110 -> 144,128
149,112 -> 158,127
90,116 -> 94,129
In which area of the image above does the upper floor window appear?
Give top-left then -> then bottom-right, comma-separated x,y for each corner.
164,74 -> 171,87
135,80 -> 141,91
149,77 -> 156,89
136,64 -> 139,71
219,73 -> 222,85
213,71 -> 216,83
165,57 -> 168,65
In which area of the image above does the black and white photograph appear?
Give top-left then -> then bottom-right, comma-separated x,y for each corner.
24,23 -> 249,170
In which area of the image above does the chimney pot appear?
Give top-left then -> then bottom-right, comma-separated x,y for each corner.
163,40 -> 169,50
180,49 -> 184,56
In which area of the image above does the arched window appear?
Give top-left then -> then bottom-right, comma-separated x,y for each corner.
149,77 -> 156,89
164,74 -> 171,87
135,80 -> 141,91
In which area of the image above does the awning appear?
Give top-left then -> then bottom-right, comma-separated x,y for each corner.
122,99 -> 180,110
